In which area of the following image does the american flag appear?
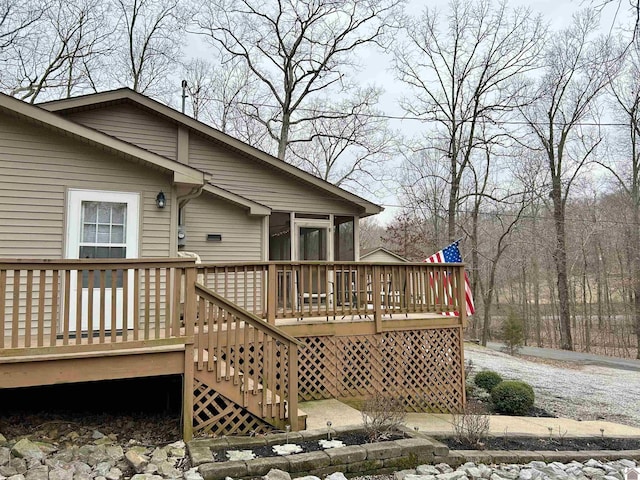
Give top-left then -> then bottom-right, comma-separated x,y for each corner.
424,240 -> 475,317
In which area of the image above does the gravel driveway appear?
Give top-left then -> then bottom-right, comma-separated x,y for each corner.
464,344 -> 640,428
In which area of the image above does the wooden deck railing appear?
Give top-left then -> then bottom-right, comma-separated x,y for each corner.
0,258 -> 197,355
194,284 -> 300,429
1,259 -> 466,356
198,262 -> 468,328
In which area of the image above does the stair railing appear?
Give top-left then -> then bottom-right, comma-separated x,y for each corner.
194,283 -> 302,429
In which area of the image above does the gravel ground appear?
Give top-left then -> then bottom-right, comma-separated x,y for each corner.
465,344 -> 640,427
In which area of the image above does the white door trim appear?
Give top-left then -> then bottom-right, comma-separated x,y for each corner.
66,189 -> 140,259
65,189 -> 140,332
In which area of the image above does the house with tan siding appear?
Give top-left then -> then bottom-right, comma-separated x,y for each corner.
34,88 -> 381,265
0,89 -> 468,439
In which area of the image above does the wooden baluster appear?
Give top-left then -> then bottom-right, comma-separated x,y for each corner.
278,341 -> 285,420
373,265 -> 382,333
12,269 -> 20,348
76,270 -> 83,344
234,312 -> 241,386
133,269 -> 140,341
111,268 -> 118,342
262,335 -> 269,418
99,270 -> 106,343
164,268 -> 171,339
197,295 -> 205,371
87,269 -> 94,343
63,270 -> 70,345
50,270 -> 59,347
0,269 -> 5,349
243,266 -> 248,311
155,267 -> 161,339
171,269 -> 181,337
37,270 -> 45,347
122,268 -> 129,342
144,268 -> 150,340
242,322 -> 250,407
249,325 -> 257,396
25,270 -> 33,348
207,299 -> 215,372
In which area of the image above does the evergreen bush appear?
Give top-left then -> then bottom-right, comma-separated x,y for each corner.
491,380 -> 535,415
502,308 -> 524,355
474,370 -> 503,392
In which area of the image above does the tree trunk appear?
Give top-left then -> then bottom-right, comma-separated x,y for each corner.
551,180 -> 573,350
633,204 -> 640,359
278,112 -> 290,160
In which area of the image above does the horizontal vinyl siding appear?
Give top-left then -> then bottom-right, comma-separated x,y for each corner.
188,134 -> 358,215
183,192 -> 262,263
0,116 -> 173,259
62,104 -> 178,161
362,251 -> 406,263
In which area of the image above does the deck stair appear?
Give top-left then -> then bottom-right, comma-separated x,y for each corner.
192,284 -> 303,435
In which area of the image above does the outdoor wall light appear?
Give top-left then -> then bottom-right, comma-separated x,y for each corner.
156,191 -> 166,209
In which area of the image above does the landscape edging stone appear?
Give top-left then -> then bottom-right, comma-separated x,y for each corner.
190,428 -> 640,480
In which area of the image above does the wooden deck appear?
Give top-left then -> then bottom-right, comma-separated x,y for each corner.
0,259 -> 467,439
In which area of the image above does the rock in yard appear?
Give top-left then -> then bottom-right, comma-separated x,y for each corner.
263,469 -> 291,480
125,450 -> 149,473
11,440 -> 45,462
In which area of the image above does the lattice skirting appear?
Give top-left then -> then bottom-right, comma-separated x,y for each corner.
192,378 -> 274,436
298,327 -> 464,412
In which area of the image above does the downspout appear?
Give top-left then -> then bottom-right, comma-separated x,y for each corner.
178,185 -> 205,210
177,184 -> 206,250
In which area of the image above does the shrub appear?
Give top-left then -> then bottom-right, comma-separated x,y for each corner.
361,396 -> 406,442
491,380 -> 535,415
452,403 -> 490,448
474,370 -> 503,392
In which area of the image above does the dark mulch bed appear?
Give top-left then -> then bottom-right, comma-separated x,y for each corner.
213,431 -> 640,462
213,432 -> 405,462
441,436 -> 640,451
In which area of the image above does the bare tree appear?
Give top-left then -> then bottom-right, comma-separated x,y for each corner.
112,0 -> 189,95
397,146 -> 450,249
519,9 -> 622,350
2,0 -> 110,102
181,56 -> 271,150
195,0 -> 403,160
599,37 -> 640,358
287,87 -> 396,189
359,216 -> 386,251
0,0 -> 45,50
393,0 -> 546,242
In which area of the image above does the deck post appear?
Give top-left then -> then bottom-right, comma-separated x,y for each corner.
182,264 -> 197,440
182,343 -> 194,441
457,266 -> 467,408
288,344 -> 299,431
372,265 -> 382,333
267,263 -> 276,325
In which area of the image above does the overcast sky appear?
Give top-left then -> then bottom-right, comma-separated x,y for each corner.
353,0 -> 625,224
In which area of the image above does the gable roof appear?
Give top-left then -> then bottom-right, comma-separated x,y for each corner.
360,247 -> 408,262
39,88 -> 383,216
0,92 -> 207,187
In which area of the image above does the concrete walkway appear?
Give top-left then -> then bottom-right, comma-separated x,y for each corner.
300,399 -> 640,438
